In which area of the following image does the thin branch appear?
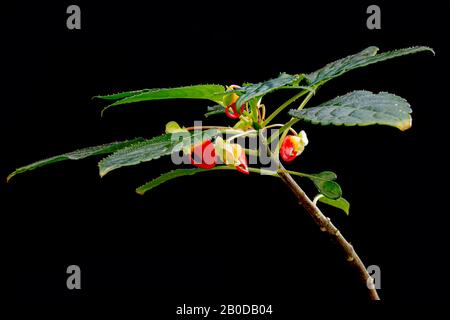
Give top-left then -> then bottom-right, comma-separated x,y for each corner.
276,164 -> 380,300
262,89 -> 309,126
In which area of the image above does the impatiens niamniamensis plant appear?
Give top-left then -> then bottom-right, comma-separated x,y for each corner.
7,46 -> 434,300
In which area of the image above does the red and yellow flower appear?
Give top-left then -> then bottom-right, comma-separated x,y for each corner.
223,88 -> 245,119
280,130 -> 309,162
189,137 -> 249,174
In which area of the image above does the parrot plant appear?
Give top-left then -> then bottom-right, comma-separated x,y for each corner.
7,46 -> 434,300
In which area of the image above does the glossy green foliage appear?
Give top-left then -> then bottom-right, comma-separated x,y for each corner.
317,195 -> 350,215
96,85 -> 226,115
309,171 -> 342,200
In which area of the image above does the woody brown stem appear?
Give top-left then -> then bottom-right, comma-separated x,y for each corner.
277,164 -> 380,300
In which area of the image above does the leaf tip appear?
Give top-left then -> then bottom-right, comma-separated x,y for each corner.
317,195 -> 350,215
397,117 -> 412,131
424,46 -> 435,56
6,172 -> 15,183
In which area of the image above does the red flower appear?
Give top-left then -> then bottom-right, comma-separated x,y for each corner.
280,131 -> 308,162
225,101 -> 246,119
235,147 -> 249,174
224,92 -> 245,119
190,140 -> 216,169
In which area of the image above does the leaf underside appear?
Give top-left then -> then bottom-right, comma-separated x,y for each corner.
98,129 -> 219,177
136,168 -> 207,195
204,104 -> 225,117
289,90 -> 412,131
317,195 -> 350,215
305,46 -> 434,86
7,138 -> 144,182
236,73 -> 300,106
98,85 -> 226,115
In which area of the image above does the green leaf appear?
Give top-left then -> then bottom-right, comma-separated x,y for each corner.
289,90 -> 412,131
316,195 -> 350,215
311,171 -> 337,180
236,73 -> 300,107
7,138 -> 144,182
204,104 -> 225,118
98,129 -> 218,177
309,171 -> 342,200
100,85 -> 226,115
94,89 -> 150,100
305,46 -> 434,86
136,168 -> 207,195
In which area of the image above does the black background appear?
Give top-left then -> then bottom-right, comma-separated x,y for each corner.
2,0 -> 449,311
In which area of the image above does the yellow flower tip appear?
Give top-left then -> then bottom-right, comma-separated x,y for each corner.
290,131 -> 309,155
222,143 -> 243,166
298,130 -> 309,146
223,92 -> 239,106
